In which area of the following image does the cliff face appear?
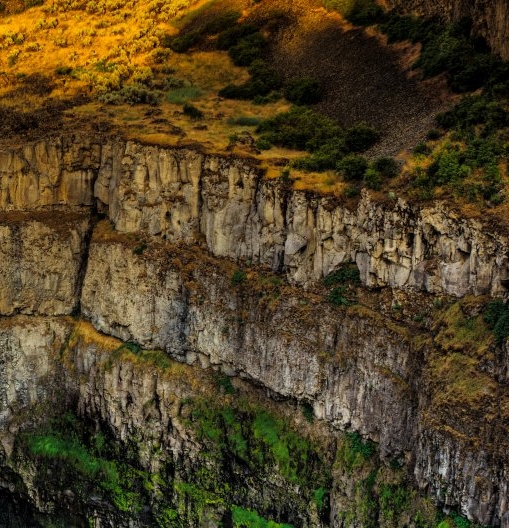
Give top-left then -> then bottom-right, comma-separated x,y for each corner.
3,137 -> 509,297
0,136 -> 508,527
385,0 -> 509,60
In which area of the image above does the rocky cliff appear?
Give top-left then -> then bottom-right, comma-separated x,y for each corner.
0,135 -> 508,527
385,0 -> 509,60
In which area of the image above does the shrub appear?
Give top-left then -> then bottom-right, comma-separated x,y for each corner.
343,122 -> 380,152
98,84 -> 160,105
337,154 -> 368,181
323,265 -> 360,287
364,167 -> 382,190
219,60 -> 280,100
168,30 -> 202,53
182,102 -> 204,119
216,24 -> 258,50
426,128 -> 441,140
231,270 -> 247,285
380,13 -> 434,44
484,298 -> 509,344
257,106 -> 341,151
347,0 -> 384,26
55,65 -> 73,75
231,506 -> 294,528
413,142 -> 432,156
325,0 -> 383,26
228,32 -> 268,67
292,138 -> 347,171
464,138 -> 503,168
373,156 -> 399,178
426,149 -> 470,185
284,77 -> 324,105
255,137 -> 272,150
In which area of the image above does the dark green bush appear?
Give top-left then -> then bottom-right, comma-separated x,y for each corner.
231,270 -> 247,285
373,156 -> 399,178
435,94 -> 509,137
464,138 -> 504,168
183,102 -> 204,120
426,129 -> 441,140
255,137 -> 272,150
380,13 -> 435,44
284,77 -> 324,105
323,265 -> 360,287
55,65 -> 73,76
258,108 -> 380,177
216,24 -> 259,50
219,59 -> 280,100
347,0 -> 384,26
328,286 -> 350,306
325,0 -> 383,26
413,142 -> 432,156
337,154 -> 368,181
344,122 -> 380,152
426,149 -> 470,186
292,138 -> 347,171
364,167 -> 383,190
167,30 -> 202,53
257,106 -> 341,151
228,32 -> 268,67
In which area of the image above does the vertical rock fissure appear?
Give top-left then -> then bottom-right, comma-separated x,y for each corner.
73,213 -> 100,317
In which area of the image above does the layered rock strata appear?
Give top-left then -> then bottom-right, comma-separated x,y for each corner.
1,136 -> 508,298
0,135 -> 508,526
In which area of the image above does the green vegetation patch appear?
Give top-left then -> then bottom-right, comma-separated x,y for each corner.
180,396 -> 331,525
323,263 -> 360,306
338,431 -> 376,472
256,107 -> 396,185
484,298 -> 509,345
231,506 -> 294,528
22,413 -> 161,516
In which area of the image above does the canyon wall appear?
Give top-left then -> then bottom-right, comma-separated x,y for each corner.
0,136 -> 508,526
2,136 -> 508,297
385,0 -> 509,60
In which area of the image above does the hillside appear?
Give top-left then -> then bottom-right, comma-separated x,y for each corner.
0,0 -> 447,180
1,1 -> 509,528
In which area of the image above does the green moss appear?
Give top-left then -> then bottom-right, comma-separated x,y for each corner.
313,487 -> 328,511
484,298 -> 509,344
231,506 -> 294,528
336,432 -> 376,473
379,484 -> 410,521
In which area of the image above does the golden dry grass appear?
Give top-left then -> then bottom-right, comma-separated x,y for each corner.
1,0 -> 508,218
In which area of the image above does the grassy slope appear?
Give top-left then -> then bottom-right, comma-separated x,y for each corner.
1,0 -> 509,227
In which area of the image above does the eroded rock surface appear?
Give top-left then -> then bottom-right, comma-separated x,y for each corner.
0,136 -> 508,526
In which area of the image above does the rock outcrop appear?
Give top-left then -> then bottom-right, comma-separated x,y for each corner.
0,135 -> 508,527
2,137 -> 508,298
